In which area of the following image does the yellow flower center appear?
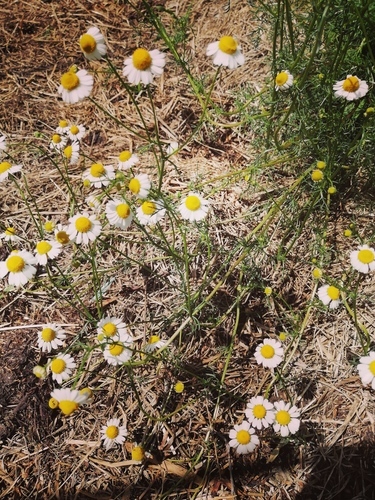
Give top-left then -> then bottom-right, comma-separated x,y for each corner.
64,145 -> 72,159
358,249 -> 374,264
276,72 -> 288,86
185,195 -> 201,211
317,161 -> 326,170
218,36 -> 238,55
60,72 -> 80,91
56,230 -> 69,245
80,387 -> 93,398
36,241 -> 52,255
6,255 -> 25,273
48,397 -> 59,409
253,404 -> 266,419
44,221 -> 55,232
106,425 -> 119,439
129,178 -> 141,194
109,343 -> 124,356
59,401 -> 79,416
0,161 -> 11,174
149,335 -> 160,344
41,327 -> 56,342
59,120 -> 68,128
141,201 -> 156,215
132,445 -> 145,461
75,216 -> 92,233
70,125 -> 80,135
80,33 -> 97,54
236,429 -> 251,445
116,203 -> 131,219
50,358 -> 66,374
119,150 -> 132,162
369,360 -> 375,376
52,134 -> 61,144
174,381 -> 185,393
275,409 -> 291,426
90,163 -> 105,177
311,169 -> 323,181
312,268 -> 322,279
103,322 -> 117,337
260,344 -> 275,359
5,227 -> 16,236
132,48 -> 152,70
342,76 -> 360,92
327,285 -> 340,301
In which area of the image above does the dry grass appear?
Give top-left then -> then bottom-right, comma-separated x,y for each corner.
1,1 -> 375,499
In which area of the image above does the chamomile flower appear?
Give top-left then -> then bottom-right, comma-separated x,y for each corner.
37,323 -> 66,353
144,335 -> 167,353
179,192 -> 209,222
82,162 -> 115,188
103,334 -> 134,365
273,401 -> 300,437
34,239 -> 62,265
44,220 -> 55,233
49,353 -> 76,384
254,338 -> 284,369
350,245 -> 375,274
123,47 -> 166,85
132,445 -> 145,461
56,119 -> 70,134
0,134 -> 7,153
0,250 -> 37,287
136,199 -> 166,226
105,198 -> 133,230
67,212 -> 102,245
97,316 -> 129,343
49,133 -> 67,151
357,352 -> 375,389
333,75 -> 368,101
229,421 -> 259,454
0,226 -> 19,242
58,66 -> 94,104
275,70 -> 294,90
85,194 -> 101,211
68,124 -> 86,142
245,396 -> 275,430
33,365 -> 47,379
54,224 -> 70,245
118,150 -> 139,170
311,169 -> 324,182
100,418 -> 127,451
49,388 -> 88,416
63,141 -> 80,165
128,173 -> 151,199
206,36 -> 244,69
0,161 -> 22,183
317,284 -> 341,309
80,26 -> 107,60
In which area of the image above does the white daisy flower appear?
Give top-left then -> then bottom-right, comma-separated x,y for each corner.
229,420 -> 259,454
58,66 -> 94,104
43,220 -> 56,233
35,239 -> 62,265
63,141 -> 80,165
0,250 -> 37,287
254,338 -> 284,369
49,387 -> 89,416
245,396 -> 275,430
80,26 -> 107,61
54,224 -> 71,245
100,418 -> 127,451
67,212 -> 102,245
0,226 -> 19,242
123,47 -> 166,85
85,194 -> 101,212
56,119 -> 70,134
67,124 -> 86,142
105,198 -> 133,230
350,245 -> 375,274
49,353 -> 77,384
118,150 -> 139,170
357,351 -> 375,389
136,199 -> 166,226
37,323 -> 66,353
144,335 -> 167,353
333,75 -> 368,101
49,133 -> 67,151
103,333 -> 134,365
273,401 -> 301,437
275,70 -> 294,90
0,161 -> 22,183
206,36 -> 244,69
0,134 -> 7,153
179,192 -> 209,222
83,162 -> 115,188
317,284 -> 341,309
128,173 -> 151,199
97,316 -> 129,343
